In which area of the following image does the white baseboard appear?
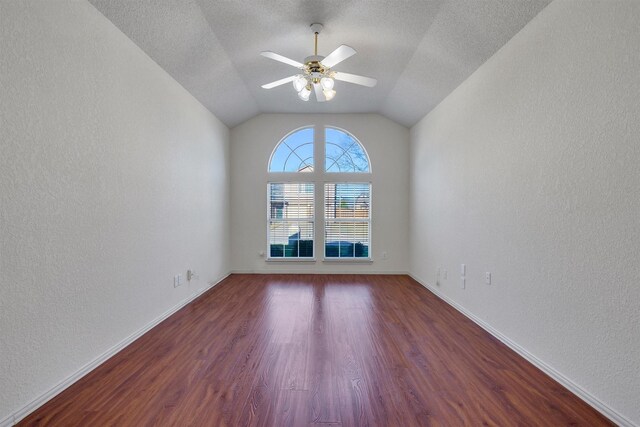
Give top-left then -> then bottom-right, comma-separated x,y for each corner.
3,273 -> 230,427
409,273 -> 636,427
230,269 -> 409,275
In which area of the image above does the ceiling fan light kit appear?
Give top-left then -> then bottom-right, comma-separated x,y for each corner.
298,85 -> 311,101
261,23 -> 377,102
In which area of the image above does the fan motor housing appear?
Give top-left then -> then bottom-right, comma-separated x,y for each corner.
304,55 -> 325,68
304,56 -> 327,82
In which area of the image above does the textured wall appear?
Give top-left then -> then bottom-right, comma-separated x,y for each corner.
410,0 -> 640,424
0,1 -> 230,422
230,114 -> 409,273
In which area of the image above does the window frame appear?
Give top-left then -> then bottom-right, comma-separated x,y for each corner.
266,125 -> 373,262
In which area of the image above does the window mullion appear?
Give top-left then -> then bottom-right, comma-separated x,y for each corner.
315,124 -> 324,261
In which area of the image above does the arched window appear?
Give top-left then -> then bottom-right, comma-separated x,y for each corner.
267,125 -> 372,260
269,127 -> 314,172
325,127 -> 370,173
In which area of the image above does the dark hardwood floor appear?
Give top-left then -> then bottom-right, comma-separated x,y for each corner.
20,274 -> 612,426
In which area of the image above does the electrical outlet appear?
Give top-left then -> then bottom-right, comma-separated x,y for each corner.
485,272 -> 491,285
382,251 -> 388,260
187,269 -> 195,281
174,274 -> 183,288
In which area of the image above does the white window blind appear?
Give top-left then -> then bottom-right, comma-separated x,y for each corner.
268,183 -> 314,258
324,183 -> 371,258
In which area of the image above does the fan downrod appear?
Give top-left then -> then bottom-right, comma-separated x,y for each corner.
305,23 -> 327,82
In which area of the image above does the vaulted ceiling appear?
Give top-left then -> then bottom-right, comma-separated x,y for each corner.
89,0 -> 550,128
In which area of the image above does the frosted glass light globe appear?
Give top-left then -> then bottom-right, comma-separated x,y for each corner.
293,75 -> 307,92
298,86 -> 311,101
320,77 -> 334,90
323,89 -> 336,101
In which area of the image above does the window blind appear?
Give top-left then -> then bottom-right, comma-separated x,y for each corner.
324,183 -> 371,258
268,183 -> 314,258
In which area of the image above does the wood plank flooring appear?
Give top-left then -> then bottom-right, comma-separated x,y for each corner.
20,274 -> 612,426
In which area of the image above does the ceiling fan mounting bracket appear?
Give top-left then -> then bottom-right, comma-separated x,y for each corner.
310,23 -> 323,34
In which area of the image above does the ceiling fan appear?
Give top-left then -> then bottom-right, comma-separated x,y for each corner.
260,23 -> 377,102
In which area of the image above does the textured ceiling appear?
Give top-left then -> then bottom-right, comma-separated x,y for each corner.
89,0 -> 550,128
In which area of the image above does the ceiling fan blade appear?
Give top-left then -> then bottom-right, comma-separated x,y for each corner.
261,75 -> 297,89
333,72 -> 377,87
260,51 -> 304,69
313,83 -> 326,102
321,45 -> 356,68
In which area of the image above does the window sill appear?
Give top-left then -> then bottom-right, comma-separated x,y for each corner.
266,258 -> 316,263
323,258 -> 373,264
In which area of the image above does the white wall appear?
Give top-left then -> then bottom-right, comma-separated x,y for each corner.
0,1 -> 230,423
230,114 -> 409,273
410,1 -> 640,425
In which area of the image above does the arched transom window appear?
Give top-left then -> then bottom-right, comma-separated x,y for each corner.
269,127 -> 314,172
269,127 -> 369,173
325,127 -> 369,173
